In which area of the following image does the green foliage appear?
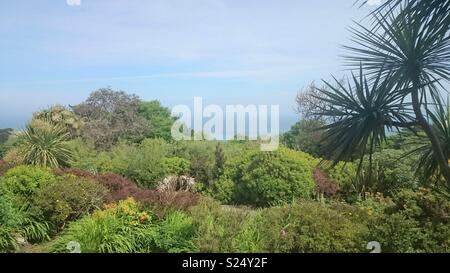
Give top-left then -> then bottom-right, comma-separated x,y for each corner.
255,201 -> 368,253
315,67 -> 411,166
51,198 -> 157,253
173,141 -> 215,185
212,148 -> 317,207
191,199 -> 368,253
125,139 -> 171,188
343,0 -> 450,185
95,141 -> 137,174
160,157 -> 190,177
137,100 -> 175,141
190,198 -> 258,253
51,198 -> 196,253
282,119 -> 327,157
0,227 -> 17,253
65,138 -> 99,172
31,176 -> 108,232
152,210 -> 197,253
0,182 -> 50,250
326,162 -> 357,198
362,189 -> 450,253
20,121 -> 73,168
1,165 -> 57,201
410,103 -> 450,184
360,149 -> 419,196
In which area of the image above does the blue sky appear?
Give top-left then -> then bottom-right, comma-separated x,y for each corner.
0,0 -> 376,130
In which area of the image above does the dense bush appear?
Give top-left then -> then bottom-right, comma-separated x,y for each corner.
66,138 -> 100,172
173,141 -> 216,185
0,227 -> 17,253
51,198 -> 156,253
361,189 -> 450,253
1,165 -> 57,201
31,176 -> 108,232
190,198 -> 259,253
160,157 -> 190,177
152,211 -> 197,253
254,201 -> 368,253
51,198 -> 197,253
211,148 -> 318,207
361,149 -> 419,196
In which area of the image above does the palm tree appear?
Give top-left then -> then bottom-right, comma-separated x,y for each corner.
317,0 -> 450,188
20,120 -> 73,168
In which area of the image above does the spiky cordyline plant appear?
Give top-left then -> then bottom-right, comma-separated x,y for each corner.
20,121 -> 73,168
315,66 -> 414,169
408,100 -> 450,190
320,0 -> 450,186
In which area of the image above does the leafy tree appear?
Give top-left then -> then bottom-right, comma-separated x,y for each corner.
72,88 -> 150,149
282,119 -> 327,158
315,1 -> 450,188
138,100 -> 176,141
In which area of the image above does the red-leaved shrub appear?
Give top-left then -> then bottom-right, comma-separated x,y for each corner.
53,168 -> 200,214
313,168 -> 340,198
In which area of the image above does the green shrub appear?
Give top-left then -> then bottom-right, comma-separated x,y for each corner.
173,141 -> 216,185
327,161 -> 358,200
361,189 -> 450,253
190,198 -> 256,252
95,142 -> 137,174
363,149 -> 419,196
31,176 -> 108,232
51,198 -> 157,253
212,148 -> 317,207
66,138 -> 99,172
232,216 -> 263,253
255,201 -> 368,253
161,157 -> 190,177
0,227 -> 17,253
153,210 -> 197,253
125,139 -> 171,188
1,165 -> 57,201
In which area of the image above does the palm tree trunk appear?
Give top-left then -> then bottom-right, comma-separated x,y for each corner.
411,88 -> 450,187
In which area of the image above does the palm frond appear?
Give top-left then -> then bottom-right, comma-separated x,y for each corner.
315,66 -> 415,168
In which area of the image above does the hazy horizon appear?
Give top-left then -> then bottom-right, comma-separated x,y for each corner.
0,0 -> 376,130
